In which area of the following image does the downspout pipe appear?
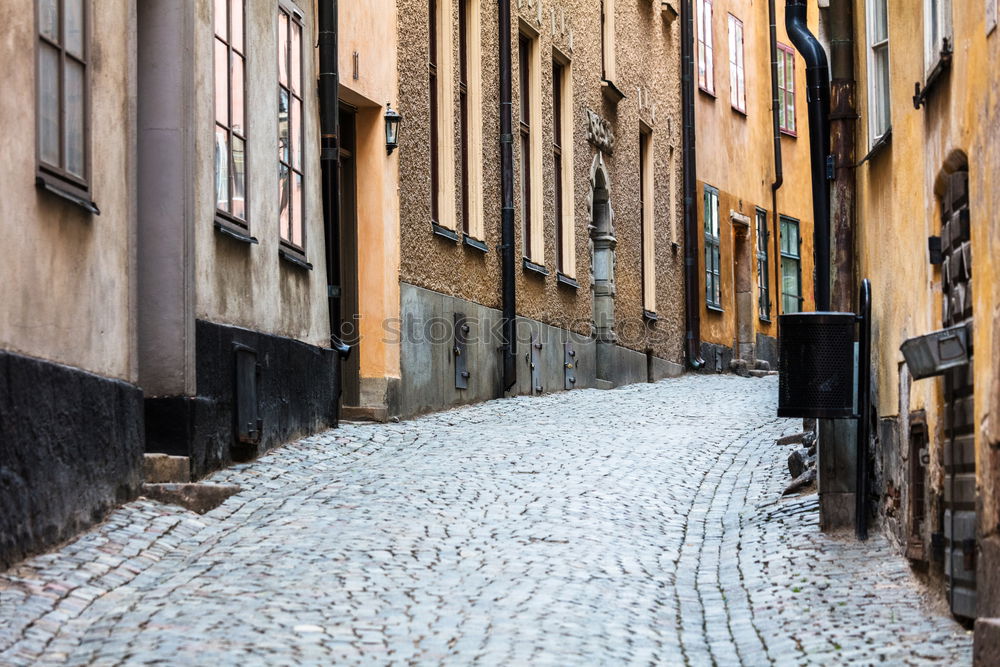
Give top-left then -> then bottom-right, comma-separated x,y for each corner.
681,0 -> 705,369
499,0 -> 517,391
786,0 -> 831,312
319,0 -> 350,427
769,0 -> 784,330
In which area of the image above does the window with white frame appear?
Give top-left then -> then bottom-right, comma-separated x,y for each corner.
924,0 -> 952,75
697,0 -> 715,95
214,0 -> 247,226
278,6 -> 304,250
704,185 -> 721,309
728,14 -> 745,113
777,42 -> 796,134
780,216 -> 802,314
866,0 -> 890,144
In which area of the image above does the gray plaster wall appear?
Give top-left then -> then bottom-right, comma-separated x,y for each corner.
399,283 -> 682,418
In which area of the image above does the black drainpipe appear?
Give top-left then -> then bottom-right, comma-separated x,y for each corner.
499,0 -> 517,391
681,0 -> 705,369
769,0 -> 783,331
786,0 -> 831,311
319,0 -> 350,426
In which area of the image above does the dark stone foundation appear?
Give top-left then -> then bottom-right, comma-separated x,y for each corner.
0,351 -> 144,569
145,320 -> 339,479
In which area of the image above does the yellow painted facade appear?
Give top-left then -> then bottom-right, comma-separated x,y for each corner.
851,0 -> 999,619
695,0 -> 817,366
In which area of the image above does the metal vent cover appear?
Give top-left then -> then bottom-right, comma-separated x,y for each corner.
777,312 -> 856,419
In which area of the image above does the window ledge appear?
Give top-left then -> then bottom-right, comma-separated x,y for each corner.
432,221 -> 459,242
643,309 -> 659,322
732,105 -> 747,117
913,45 -> 952,109
601,79 -> 627,104
279,246 -> 313,270
463,234 -> 489,253
214,217 -> 258,245
759,316 -> 772,324
556,272 -> 579,289
522,258 -> 549,277
706,304 -> 724,313
698,86 -> 717,99
858,126 -> 892,167
36,174 -> 99,215
780,128 -> 797,138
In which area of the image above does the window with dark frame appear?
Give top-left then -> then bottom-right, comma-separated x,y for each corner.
780,215 -> 803,314
278,7 -> 304,250
697,0 -> 715,95
37,0 -> 90,197
777,42 -> 796,135
756,208 -> 771,320
704,185 -> 721,309
215,0 -> 247,225
458,0 -> 470,234
552,58 -> 564,273
728,13 -> 746,113
429,0 -> 440,224
519,33 -> 532,258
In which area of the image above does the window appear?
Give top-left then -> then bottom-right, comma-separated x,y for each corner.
756,208 -> 770,320
553,57 -> 571,275
728,14 -> 746,113
600,0 -> 616,82
37,0 -> 90,196
780,216 -> 802,314
697,0 -> 715,95
215,0 -> 247,225
640,128 -> 655,313
777,42 -> 796,135
924,0 -> 952,75
518,31 -> 542,263
429,0 -> 456,230
278,7 -> 304,249
704,185 -> 721,309
459,0 -> 484,240
429,0 -> 440,225
866,0 -> 890,144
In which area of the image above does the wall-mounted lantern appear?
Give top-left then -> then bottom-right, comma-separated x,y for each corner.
384,103 -> 402,154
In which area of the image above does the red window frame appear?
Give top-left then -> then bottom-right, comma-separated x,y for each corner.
777,42 -> 797,136
697,0 -> 715,95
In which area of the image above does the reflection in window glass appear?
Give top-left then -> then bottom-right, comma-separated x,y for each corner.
215,0 -> 248,223
278,7 -> 304,248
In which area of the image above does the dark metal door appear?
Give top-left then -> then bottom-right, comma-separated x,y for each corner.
941,168 -> 976,619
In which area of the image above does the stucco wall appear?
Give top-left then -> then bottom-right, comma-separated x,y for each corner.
695,0 -> 817,354
0,1 -> 136,382
192,0 -> 330,349
396,0 -> 685,363
338,0 -> 403,384
852,0 -> 1000,607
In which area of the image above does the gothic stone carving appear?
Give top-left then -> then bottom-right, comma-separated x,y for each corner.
586,109 -> 615,155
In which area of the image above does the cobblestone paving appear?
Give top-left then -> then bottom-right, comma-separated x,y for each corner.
1,375 -> 971,665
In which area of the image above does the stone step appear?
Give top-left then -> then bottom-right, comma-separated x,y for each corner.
143,454 -> 191,484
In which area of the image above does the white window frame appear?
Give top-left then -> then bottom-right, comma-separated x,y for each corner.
728,13 -> 746,113
923,0 -> 952,76
697,0 -> 715,95
866,0 -> 891,146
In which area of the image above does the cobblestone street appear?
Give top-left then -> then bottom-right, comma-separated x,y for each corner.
1,375 -> 972,665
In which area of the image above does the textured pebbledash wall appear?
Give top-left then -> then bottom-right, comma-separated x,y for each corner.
396,0 -> 685,364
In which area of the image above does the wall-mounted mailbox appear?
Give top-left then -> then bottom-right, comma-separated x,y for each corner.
900,324 -> 969,380
777,312 -> 857,419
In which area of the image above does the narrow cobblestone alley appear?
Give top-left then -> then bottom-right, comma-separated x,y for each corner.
0,375 -> 972,665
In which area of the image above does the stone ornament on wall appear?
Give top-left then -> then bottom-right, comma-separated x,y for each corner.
517,0 -> 544,27
586,110 -> 615,155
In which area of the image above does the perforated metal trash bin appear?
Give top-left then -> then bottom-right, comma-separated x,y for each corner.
778,312 -> 856,419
